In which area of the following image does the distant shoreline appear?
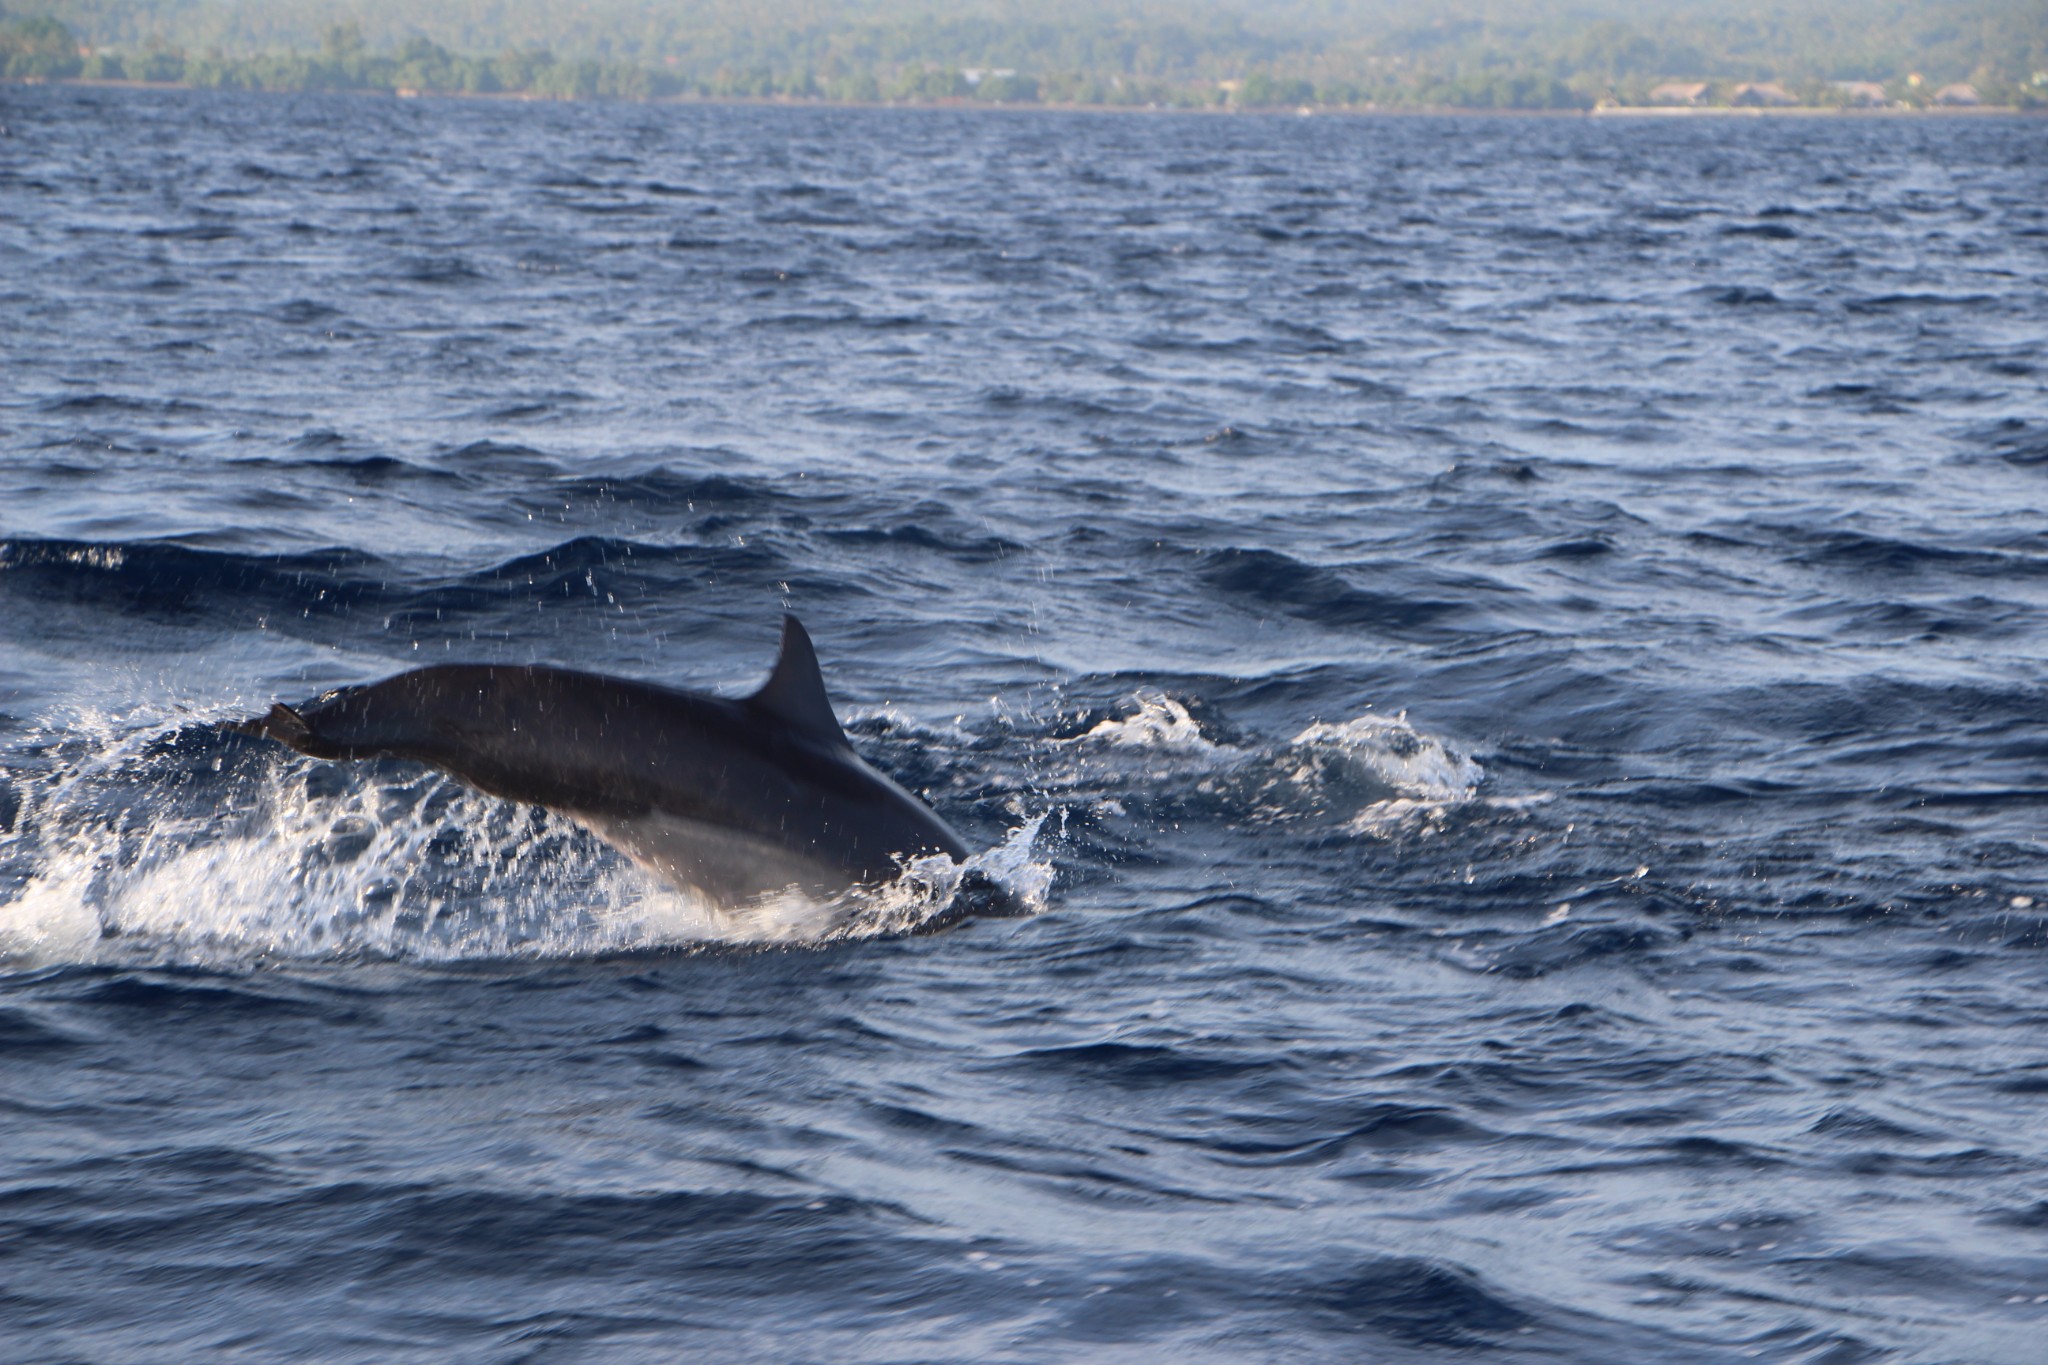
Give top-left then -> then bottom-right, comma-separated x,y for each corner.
1588,104 -> 2025,117
6,76 -> 2039,117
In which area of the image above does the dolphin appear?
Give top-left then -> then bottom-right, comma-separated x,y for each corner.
239,617 -> 969,904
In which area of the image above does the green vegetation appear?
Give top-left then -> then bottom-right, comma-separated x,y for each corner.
6,1 -> 2044,109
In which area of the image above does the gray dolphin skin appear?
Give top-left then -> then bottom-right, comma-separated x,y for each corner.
240,617 -> 968,903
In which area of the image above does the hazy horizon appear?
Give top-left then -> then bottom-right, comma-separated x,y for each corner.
11,0 -> 2043,97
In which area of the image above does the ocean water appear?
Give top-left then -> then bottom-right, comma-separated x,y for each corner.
2,86 -> 2046,1361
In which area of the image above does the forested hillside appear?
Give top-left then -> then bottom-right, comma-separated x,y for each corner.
5,0 -> 2043,108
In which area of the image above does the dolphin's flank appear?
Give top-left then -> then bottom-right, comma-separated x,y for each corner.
239,616 -> 968,903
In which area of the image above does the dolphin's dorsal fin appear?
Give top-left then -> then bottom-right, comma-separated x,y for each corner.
748,615 -> 848,746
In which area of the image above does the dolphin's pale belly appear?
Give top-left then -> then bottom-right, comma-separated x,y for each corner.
573,810 -> 859,905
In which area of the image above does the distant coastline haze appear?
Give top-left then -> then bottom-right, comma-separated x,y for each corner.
4,0 -> 2043,109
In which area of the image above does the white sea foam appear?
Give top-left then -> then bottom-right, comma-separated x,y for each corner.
1288,712 -> 1485,802
1282,711 -> 1498,835
1042,690 -> 1507,835
1074,691 -> 1218,754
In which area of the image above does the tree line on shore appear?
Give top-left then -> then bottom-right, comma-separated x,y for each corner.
4,0 -> 2043,110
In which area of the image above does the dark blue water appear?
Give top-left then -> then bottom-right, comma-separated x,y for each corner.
3,86 -> 2047,1361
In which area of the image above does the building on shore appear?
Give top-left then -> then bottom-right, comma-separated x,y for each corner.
1934,83 -> 1982,106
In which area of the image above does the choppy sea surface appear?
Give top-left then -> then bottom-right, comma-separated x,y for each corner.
2,86 -> 2046,1361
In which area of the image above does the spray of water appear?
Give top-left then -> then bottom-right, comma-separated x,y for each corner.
1046,691 -> 1511,834
0,708 -> 1053,971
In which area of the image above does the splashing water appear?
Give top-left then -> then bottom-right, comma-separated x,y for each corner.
1284,713 -> 1496,835
0,710 -> 1054,969
0,691 -> 1479,969
1043,691 -> 1500,835
1076,691 -> 1220,754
